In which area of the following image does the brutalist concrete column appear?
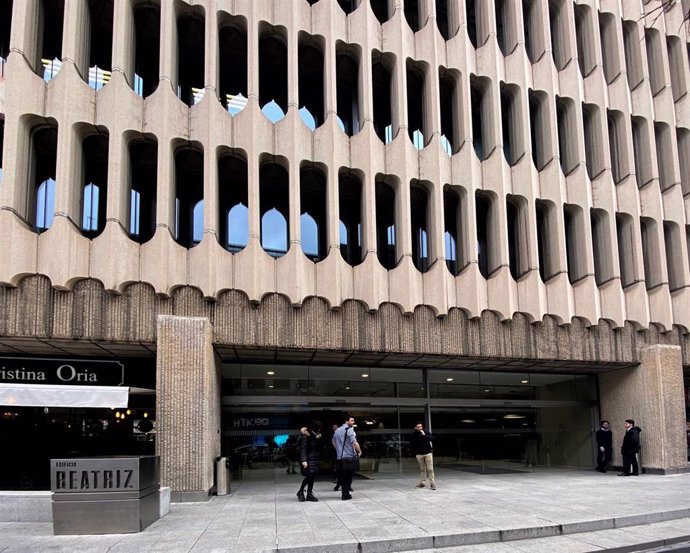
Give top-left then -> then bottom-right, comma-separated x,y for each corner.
599,345 -> 688,473
156,316 -> 221,502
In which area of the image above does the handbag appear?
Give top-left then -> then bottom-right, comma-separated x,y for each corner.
339,427 -> 360,472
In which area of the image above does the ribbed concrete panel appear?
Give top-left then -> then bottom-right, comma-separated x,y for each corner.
156,315 -> 220,501
1,276 -> 689,367
599,345 -> 687,470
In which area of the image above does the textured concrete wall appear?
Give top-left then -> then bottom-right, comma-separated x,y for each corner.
1,276 -> 689,366
599,345 -> 687,471
1,1 -> 689,333
156,315 -> 220,502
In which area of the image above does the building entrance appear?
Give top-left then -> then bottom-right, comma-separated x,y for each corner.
221,363 -> 599,483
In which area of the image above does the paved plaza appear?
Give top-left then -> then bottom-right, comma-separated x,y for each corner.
1,467 -> 690,553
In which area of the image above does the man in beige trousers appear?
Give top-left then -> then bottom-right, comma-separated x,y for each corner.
410,422 -> 436,490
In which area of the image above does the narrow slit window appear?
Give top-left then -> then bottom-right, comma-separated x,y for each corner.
128,137 -> 157,244
174,144 -> 204,248
598,13 -> 620,84
548,0 -> 570,70
404,0 -> 421,32
663,221 -> 683,292
677,128 -> 690,197
371,0 -> 391,25
506,195 -> 529,280
439,67 -> 461,156
535,200 -> 556,282
640,217 -> 661,290
29,123 -> 59,232
376,177 -> 397,270
218,150 -> 248,253
260,159 -> 290,258
623,20 -> 643,90
645,28 -> 665,97
616,213 -> 637,288
556,97 -> 577,174
654,123 -> 675,192
0,0 -> 12,77
176,4 -> 206,107
563,204 -> 585,284
411,180 -> 431,273
501,83 -> 523,165
133,3 -> 160,98
87,0 -> 114,90
218,15 -> 248,115
471,76 -> 493,160
590,208 -> 612,286
435,0 -> 450,40
582,103 -> 604,180
496,0 -> 518,56
607,110 -> 628,184
80,133 -> 109,239
522,0 -> 543,63
339,169 -> 363,266
407,59 -> 427,150
260,24 -> 288,122
529,90 -> 550,170
300,165 -> 328,262
667,36 -> 688,102
298,33 -> 325,131
372,50 -> 394,144
444,186 -> 467,276
37,0 -> 65,80
475,191 -> 496,278
336,42 -> 361,137
631,116 -> 652,187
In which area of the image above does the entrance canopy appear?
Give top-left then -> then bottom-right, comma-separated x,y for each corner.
0,383 -> 131,408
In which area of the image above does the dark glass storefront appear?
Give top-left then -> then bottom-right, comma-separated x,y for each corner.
0,356 -> 156,490
221,363 -> 599,481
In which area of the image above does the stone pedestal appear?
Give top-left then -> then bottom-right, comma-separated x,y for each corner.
156,316 -> 220,501
599,345 -> 688,472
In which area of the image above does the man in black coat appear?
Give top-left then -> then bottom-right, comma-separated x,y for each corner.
410,422 -> 436,490
595,420 -> 612,473
618,419 -> 642,476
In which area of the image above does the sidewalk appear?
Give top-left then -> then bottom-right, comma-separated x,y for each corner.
1,467 -> 689,552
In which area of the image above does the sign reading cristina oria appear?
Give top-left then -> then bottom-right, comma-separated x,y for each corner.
0,357 -> 124,386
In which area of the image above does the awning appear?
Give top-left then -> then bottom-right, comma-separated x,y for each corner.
0,384 -> 130,408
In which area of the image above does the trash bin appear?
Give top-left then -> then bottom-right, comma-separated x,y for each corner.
215,457 -> 231,495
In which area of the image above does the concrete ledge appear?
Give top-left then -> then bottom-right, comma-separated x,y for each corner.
433,530 -> 501,547
0,491 -> 52,522
500,525 -> 561,541
0,488 -> 172,523
560,518 -> 614,534
359,536 -> 433,552
170,490 -> 211,503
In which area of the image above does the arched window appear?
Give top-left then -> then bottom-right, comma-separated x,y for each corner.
261,208 -> 288,256
411,180 -> 431,273
80,132 -> 109,238
336,42 -> 361,137
174,144 -> 204,248
128,137 -> 157,243
218,150 -> 248,252
301,213 -> 319,260
339,169 -> 363,266
299,33 -> 325,130
260,160 -> 289,258
227,203 -> 248,252
376,177 -> 397,269
300,165 -> 327,262
36,178 -> 56,230
28,123 -> 58,232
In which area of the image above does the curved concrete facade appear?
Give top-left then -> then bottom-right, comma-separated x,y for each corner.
0,0 -> 689,496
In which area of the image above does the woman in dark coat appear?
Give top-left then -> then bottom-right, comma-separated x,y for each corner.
297,422 -> 322,502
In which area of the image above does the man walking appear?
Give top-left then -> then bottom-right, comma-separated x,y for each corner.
618,419 -> 642,476
595,420 -> 612,473
332,415 -> 361,500
410,422 -> 436,490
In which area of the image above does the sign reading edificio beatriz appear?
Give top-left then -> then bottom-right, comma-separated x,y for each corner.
0,357 -> 124,386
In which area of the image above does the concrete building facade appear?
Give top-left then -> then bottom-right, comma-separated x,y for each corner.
0,0 -> 689,500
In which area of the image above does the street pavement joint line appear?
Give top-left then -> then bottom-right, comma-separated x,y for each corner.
359,482 -> 432,533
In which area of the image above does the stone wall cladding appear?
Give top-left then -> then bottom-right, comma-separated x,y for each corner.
156,316 -> 220,496
1,276 -> 688,366
0,0 -> 689,338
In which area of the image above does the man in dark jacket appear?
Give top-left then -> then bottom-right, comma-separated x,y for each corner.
595,420 -> 613,473
410,422 -> 436,490
618,419 -> 642,476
